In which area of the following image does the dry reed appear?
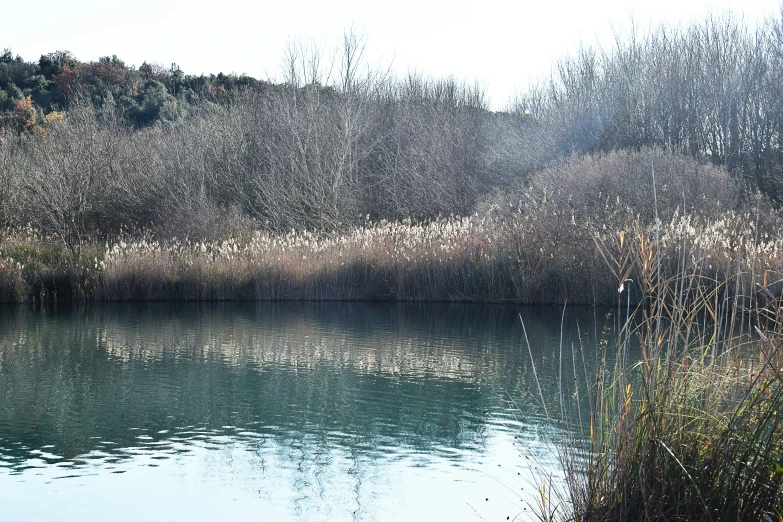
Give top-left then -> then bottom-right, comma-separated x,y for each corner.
529,221 -> 783,522
1,201 -> 782,305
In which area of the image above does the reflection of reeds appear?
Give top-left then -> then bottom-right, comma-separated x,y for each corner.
530,224 -> 783,522
1,207 -> 783,304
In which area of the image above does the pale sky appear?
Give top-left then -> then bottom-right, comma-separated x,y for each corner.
4,0 -> 781,109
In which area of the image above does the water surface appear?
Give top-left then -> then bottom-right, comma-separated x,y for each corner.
0,302 -> 603,521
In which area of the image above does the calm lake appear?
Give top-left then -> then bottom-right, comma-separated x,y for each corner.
0,302 -> 605,521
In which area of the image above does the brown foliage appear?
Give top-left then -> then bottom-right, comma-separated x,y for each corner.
12,96 -> 38,133
53,64 -> 79,95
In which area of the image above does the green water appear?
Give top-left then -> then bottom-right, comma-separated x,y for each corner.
0,302 -> 603,521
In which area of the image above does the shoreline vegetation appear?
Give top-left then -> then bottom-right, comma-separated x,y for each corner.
1,13 -> 783,308
529,219 -> 783,522
1,11 -> 783,307
1,147 -> 782,305
1,201 -> 782,305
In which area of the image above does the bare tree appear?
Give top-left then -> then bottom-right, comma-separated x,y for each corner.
17,103 -> 107,262
0,134 -> 17,229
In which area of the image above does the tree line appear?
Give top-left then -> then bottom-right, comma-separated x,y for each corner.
0,33 -> 541,256
0,48 -> 259,131
514,10 -> 783,199
2,12 -> 783,255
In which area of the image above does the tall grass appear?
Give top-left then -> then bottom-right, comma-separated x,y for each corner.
2,200 -> 783,305
95,215 -> 595,302
0,226 -> 104,302
532,222 -> 783,521
0,256 -> 23,303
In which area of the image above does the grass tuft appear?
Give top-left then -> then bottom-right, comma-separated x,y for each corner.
531,221 -> 783,522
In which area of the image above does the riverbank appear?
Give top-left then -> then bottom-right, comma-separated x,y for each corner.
2,208 -> 780,305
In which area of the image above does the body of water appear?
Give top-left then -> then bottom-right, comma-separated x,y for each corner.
0,302 -> 605,521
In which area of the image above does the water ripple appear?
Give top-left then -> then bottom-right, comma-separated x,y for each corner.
0,302 -> 599,521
